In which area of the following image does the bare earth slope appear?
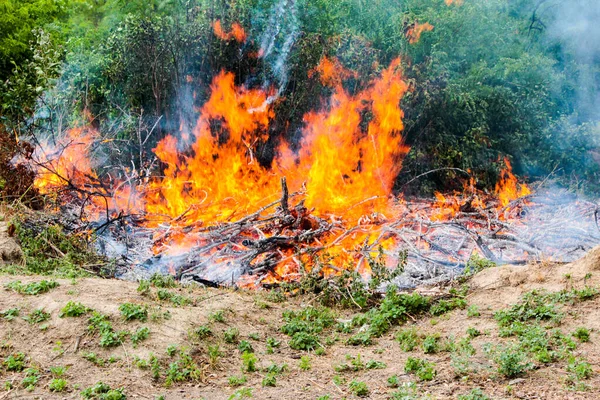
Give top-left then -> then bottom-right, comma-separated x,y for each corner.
1,249 -> 599,399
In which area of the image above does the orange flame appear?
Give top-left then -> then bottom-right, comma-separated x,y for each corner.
445,0 -> 464,5
495,158 -> 531,208
407,22 -> 434,44
213,20 -> 247,43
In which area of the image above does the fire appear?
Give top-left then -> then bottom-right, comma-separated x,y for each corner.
445,0 -> 464,5
495,158 -> 531,208
34,126 -> 99,193
213,20 -> 247,43
407,22 -> 434,44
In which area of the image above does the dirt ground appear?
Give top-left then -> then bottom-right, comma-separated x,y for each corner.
1,243 -> 599,399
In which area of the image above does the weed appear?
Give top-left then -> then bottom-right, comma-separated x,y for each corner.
82,352 -> 106,367
150,354 -> 161,380
49,365 -> 68,377
228,388 -> 253,399
164,352 -> 202,387
224,327 -> 240,344
266,337 -> 280,349
281,306 -> 335,350
5,279 -> 59,295
248,332 -> 260,341
59,301 -> 90,317
21,368 -> 39,391
572,327 -> 590,342
228,375 -> 247,387
208,344 -> 222,368
157,289 -> 191,306
4,352 -> 26,371
317,396 -> 330,400
238,340 -> 253,353
349,380 -> 369,397
486,344 -> 532,378
396,327 -> 420,351
262,373 -> 277,387
463,254 -> 496,276
49,378 -> 68,392
25,308 -> 50,324
387,375 -> 400,388
87,312 -> 111,333
100,329 -> 129,348
166,344 -> 179,357
193,325 -> 213,340
299,355 -> 311,371
466,327 -> 482,338
137,279 -> 151,295
131,326 -> 150,347
567,356 -> 593,380
81,382 -> 126,399
422,334 -> 440,354
467,305 -> 481,317
119,302 -> 148,322
241,352 -> 257,372
404,357 -> 436,381
458,388 -> 491,400
208,310 -> 226,323
390,381 -> 419,399
366,360 -> 386,369
150,273 -> 178,288
430,297 -> 467,316
1,307 -> 19,321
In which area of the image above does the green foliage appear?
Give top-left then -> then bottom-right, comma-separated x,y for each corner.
59,301 -> 90,317
241,352 -> 257,373
1,307 -> 20,321
349,380 -> 369,397
164,352 -> 202,387
49,365 -> 68,377
396,327 -> 420,352
573,327 -> 590,343
281,306 -> 335,350
494,290 -> 564,327
458,388 -> 491,400
404,357 -> 436,381
150,273 -> 177,288
119,303 -> 148,322
223,327 -> 240,344
156,289 -> 191,306
228,387 -> 253,399
463,254 -> 497,277
299,355 -> 311,371
25,308 -> 50,324
467,305 -> 481,318
238,340 -> 253,353
49,378 -> 68,392
81,381 -> 126,399
193,325 -> 213,340
208,310 -> 226,323
21,368 -> 40,391
4,352 -> 26,371
485,344 -> 532,378
5,279 -> 59,295
261,373 -> 276,387
228,375 -> 247,387
130,326 -> 150,347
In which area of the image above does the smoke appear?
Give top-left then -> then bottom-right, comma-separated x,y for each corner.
539,0 -> 600,120
257,0 -> 300,97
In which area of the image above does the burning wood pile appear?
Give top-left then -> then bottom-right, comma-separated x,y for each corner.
20,26 -> 600,288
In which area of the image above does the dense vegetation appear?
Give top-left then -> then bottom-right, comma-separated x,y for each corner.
1,0 -> 599,198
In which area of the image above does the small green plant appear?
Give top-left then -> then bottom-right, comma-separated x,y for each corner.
280,306 -> 335,350
390,381 -> 419,399
248,332 -> 260,340
396,327 -> 420,351
488,345 -> 532,378
228,387 -> 253,400
458,388 -> 491,400
208,310 -> 226,323
49,378 -> 68,392
262,373 -> 277,387
464,254 -> 496,276
224,327 -> 240,343
387,375 -> 401,388
299,355 -> 311,371
137,279 -> 151,295
567,356 -> 593,380
466,327 -> 482,338
119,302 -> 148,322
157,289 -> 191,306
241,352 -> 257,372
404,357 -> 436,381
25,308 -> 50,324
366,360 -> 386,369
572,327 -> 590,342
59,301 -> 90,317
164,352 -> 202,387
21,368 -> 39,391
100,329 -> 129,348
422,334 -> 440,354
166,344 -> 178,357
4,353 -> 25,371
49,365 -> 68,377
1,307 -> 19,321
467,305 -> 481,317
266,336 -> 280,353
228,375 -> 247,387
81,381 -> 126,399
208,344 -> 222,368
193,325 -> 213,340
131,326 -> 150,347
5,279 -> 59,295
238,340 -> 253,353
150,273 -> 178,288
349,380 -> 369,397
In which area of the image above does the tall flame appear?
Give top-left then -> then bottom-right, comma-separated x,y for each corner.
213,20 -> 247,43
407,22 -> 434,44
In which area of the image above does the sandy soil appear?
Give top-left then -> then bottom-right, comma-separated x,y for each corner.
0,246 -> 599,399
